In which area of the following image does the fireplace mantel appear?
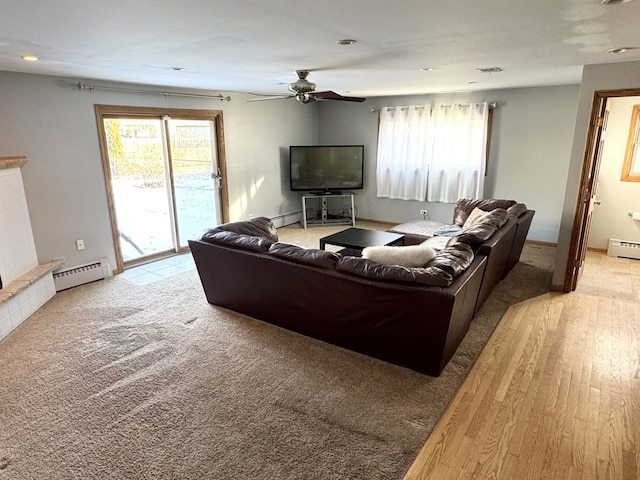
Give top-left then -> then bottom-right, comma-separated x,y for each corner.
0,156 -> 27,170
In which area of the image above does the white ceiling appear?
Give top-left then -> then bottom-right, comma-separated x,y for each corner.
1,0 -> 640,98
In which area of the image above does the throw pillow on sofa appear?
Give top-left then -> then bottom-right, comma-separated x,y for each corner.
463,207 -> 489,229
456,208 -> 509,244
362,243 -> 436,267
453,198 -> 516,226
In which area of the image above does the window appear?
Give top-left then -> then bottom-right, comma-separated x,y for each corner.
375,102 -> 491,202
621,104 -> 640,182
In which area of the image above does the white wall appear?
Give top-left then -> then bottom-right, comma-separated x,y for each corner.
0,71 -> 317,271
588,96 -> 640,249
318,85 -> 580,243
0,165 -> 38,283
554,60 -> 640,288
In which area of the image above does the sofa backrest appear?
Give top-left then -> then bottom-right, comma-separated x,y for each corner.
453,198 -> 516,226
202,216 -> 278,241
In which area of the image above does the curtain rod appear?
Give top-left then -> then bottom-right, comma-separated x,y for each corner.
370,102 -> 496,113
77,82 -> 231,102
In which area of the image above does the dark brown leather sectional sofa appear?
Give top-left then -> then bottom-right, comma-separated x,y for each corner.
189,200 -> 534,376
388,199 -> 535,312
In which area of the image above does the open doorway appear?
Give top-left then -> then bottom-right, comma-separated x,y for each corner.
564,88 -> 640,292
96,105 -> 229,273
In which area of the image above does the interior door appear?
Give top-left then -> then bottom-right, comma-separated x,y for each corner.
563,95 -> 608,292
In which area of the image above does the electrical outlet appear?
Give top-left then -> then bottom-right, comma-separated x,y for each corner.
420,209 -> 428,216
76,239 -> 85,251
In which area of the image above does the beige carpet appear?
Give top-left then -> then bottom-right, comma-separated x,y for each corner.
0,224 -> 554,480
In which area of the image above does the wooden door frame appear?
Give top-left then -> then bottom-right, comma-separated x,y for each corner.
563,87 -> 640,292
95,105 -> 230,274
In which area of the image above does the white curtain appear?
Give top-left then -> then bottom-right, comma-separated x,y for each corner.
375,106 -> 432,201
375,102 -> 488,203
426,102 -> 488,202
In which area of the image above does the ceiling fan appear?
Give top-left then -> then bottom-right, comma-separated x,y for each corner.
248,70 -> 366,104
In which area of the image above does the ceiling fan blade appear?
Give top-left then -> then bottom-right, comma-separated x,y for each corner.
246,94 -> 294,102
312,91 -> 366,103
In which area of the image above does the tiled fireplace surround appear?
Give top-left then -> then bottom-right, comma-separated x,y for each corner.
0,156 -> 58,341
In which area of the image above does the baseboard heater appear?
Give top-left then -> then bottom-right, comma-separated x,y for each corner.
607,238 -> 640,260
53,257 -> 112,291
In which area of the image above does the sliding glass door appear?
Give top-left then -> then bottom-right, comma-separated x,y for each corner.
97,106 -> 228,272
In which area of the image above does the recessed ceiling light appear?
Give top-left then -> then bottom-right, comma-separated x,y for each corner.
608,47 -> 635,54
476,67 -> 503,73
170,66 -> 185,71
419,67 -> 435,72
601,0 -> 632,4
337,39 -> 357,46
21,55 -> 39,62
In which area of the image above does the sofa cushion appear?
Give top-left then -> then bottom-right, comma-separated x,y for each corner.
361,243 -> 436,267
425,243 -> 475,278
476,208 -> 509,228
455,223 -> 498,245
421,236 -> 454,251
463,207 -> 489,228
200,230 -> 274,252
455,208 -> 509,245
206,216 -> 278,241
336,257 -> 453,287
268,242 -> 340,269
453,199 -> 516,226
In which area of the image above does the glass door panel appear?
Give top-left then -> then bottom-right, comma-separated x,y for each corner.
104,118 -> 173,263
167,119 -> 219,249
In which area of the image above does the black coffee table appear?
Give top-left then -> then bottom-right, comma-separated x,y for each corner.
319,227 -> 405,256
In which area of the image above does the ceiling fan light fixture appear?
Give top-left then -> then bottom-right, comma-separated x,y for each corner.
288,70 -> 316,94
337,39 -> 357,46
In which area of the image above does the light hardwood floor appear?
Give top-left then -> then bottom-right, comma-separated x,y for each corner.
405,250 -> 640,480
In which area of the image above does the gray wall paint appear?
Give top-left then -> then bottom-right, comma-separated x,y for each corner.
318,85 -> 580,243
0,71 -> 316,271
588,96 -> 640,249
0,69 -> 587,280
554,60 -> 640,288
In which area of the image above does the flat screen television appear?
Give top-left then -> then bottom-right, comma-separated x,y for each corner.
289,145 -> 364,194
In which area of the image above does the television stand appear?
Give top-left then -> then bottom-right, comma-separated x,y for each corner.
310,190 -> 342,196
301,193 -> 356,229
